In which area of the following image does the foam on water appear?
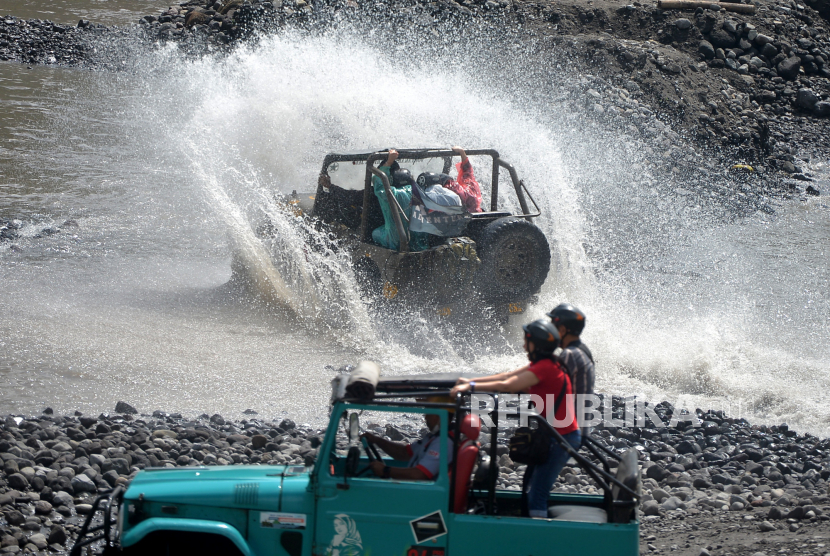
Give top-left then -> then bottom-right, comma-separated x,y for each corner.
1,25 -> 828,432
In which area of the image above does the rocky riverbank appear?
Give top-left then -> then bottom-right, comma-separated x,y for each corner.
2,400 -> 830,555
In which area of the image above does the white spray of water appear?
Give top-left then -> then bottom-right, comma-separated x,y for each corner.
155,29 -> 830,432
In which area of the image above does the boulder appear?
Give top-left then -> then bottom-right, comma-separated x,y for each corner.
7,473 -> 29,490
795,88 -> 819,110
47,525 -> 67,546
642,500 -> 660,516
709,28 -> 738,49
699,40 -> 716,59
814,102 -> 830,117
777,57 -> 801,80
115,401 -> 138,415
70,474 -> 97,493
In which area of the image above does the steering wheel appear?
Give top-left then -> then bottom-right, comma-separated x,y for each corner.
362,437 -> 382,461
352,437 -> 383,477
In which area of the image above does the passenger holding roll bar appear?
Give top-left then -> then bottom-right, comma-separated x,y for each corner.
451,319 -> 580,518
371,149 -> 428,252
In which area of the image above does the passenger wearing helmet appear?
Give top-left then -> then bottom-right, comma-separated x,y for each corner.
371,149 -> 428,252
548,303 -> 595,444
360,399 -> 454,481
450,319 -> 580,518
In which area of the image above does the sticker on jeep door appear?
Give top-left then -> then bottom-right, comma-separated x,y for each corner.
260,512 -> 307,529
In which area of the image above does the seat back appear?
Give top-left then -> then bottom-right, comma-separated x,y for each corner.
452,441 -> 480,513
451,414 -> 482,514
609,448 -> 640,523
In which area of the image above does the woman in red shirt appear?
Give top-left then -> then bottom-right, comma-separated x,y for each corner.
451,319 -> 580,517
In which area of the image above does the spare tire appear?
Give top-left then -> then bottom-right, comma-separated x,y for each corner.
475,217 -> 550,301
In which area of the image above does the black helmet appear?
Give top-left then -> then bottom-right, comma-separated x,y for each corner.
522,319 -> 560,360
392,168 -> 414,188
547,303 -> 586,336
417,172 -> 452,188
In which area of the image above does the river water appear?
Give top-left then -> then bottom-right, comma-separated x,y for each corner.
1,5 -> 829,432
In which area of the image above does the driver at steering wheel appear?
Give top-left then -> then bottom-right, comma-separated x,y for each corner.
360,399 -> 454,481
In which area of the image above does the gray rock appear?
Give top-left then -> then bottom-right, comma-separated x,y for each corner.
210,414 -> 225,426
814,102 -> 830,117
661,496 -> 684,511
675,18 -> 692,30
777,57 -> 801,80
27,534 -> 47,550
754,34 -> 773,46
722,19 -> 737,33
47,525 -> 67,546
652,488 -> 670,503
7,473 -> 28,490
70,474 -> 97,493
761,43 -> 778,59
33,500 -> 52,514
52,491 -> 73,507
796,89 -> 818,110
642,500 -> 661,516
52,442 -> 72,452
115,401 -> 138,414
111,457 -> 131,475
768,506 -> 784,519
786,506 -> 806,520
750,57 -> 766,68
758,520 -> 776,532
699,40 -> 716,60
710,28 -> 737,49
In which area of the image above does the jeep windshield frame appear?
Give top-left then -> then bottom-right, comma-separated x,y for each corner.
319,149 -> 542,253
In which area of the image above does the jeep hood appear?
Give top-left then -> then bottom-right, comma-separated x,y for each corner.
124,465 -> 311,512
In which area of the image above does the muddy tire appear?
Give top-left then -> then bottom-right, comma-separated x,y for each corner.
475,217 -> 550,301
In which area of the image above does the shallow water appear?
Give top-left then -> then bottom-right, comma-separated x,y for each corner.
0,23 -> 828,432
2,0 -> 168,27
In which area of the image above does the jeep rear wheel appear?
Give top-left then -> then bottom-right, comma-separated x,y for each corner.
475,217 -> 550,301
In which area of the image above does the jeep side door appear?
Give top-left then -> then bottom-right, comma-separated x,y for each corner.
313,406 -> 450,556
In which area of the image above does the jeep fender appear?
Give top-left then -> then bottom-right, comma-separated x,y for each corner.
122,518 -> 254,556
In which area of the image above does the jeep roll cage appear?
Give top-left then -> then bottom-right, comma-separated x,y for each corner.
336,374 -> 640,519
318,149 -> 542,253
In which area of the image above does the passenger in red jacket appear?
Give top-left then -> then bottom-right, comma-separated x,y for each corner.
446,146 -> 483,213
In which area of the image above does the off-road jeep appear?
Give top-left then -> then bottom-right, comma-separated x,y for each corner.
276,149 -> 551,322
71,366 -> 641,556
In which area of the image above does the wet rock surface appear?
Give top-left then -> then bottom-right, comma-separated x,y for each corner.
2,400 -> 830,554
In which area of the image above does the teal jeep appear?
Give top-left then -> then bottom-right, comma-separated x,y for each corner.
71,368 -> 640,555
